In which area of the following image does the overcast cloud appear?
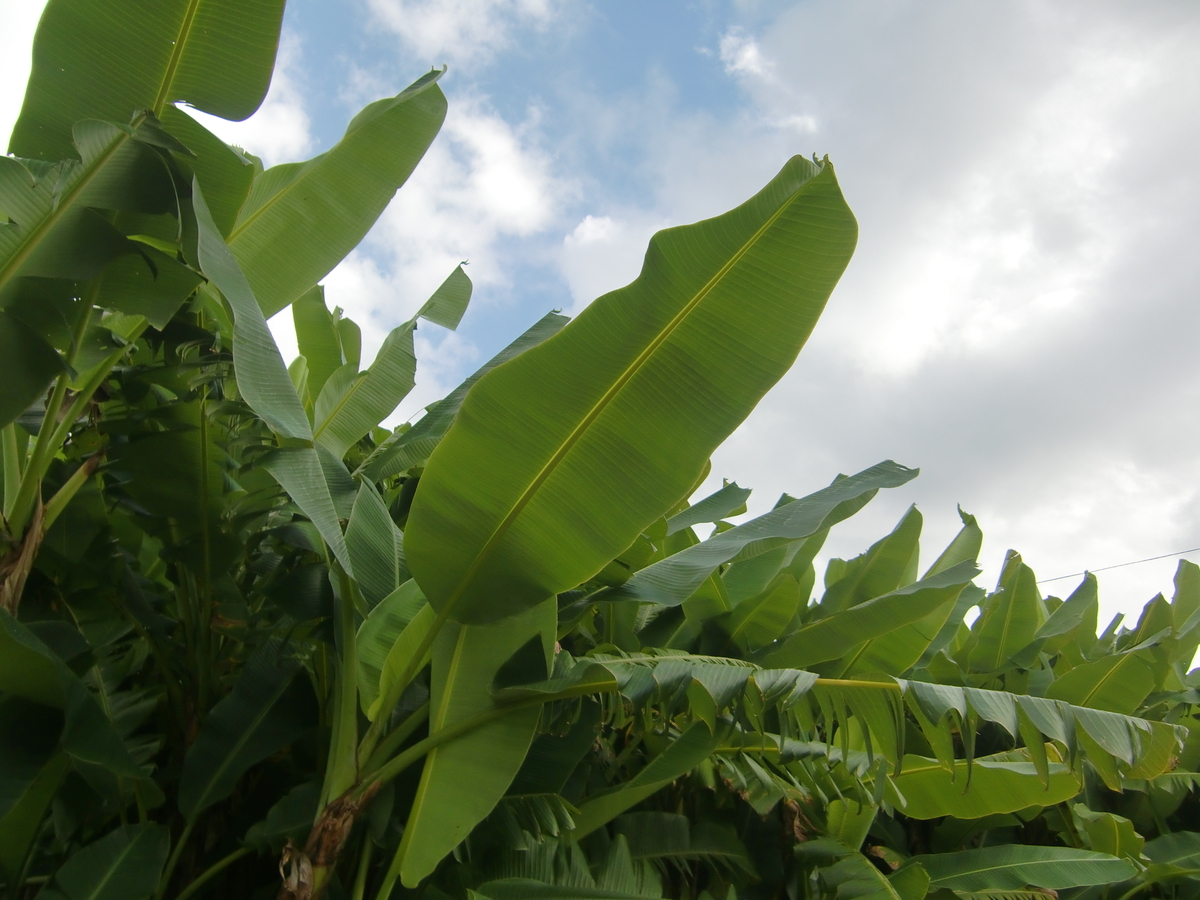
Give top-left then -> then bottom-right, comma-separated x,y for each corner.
4,1 -> 1199,629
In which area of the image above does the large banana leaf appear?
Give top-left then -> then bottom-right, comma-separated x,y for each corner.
601,462 -> 917,609
759,561 -> 978,669
962,552 -> 1045,673
394,598 -> 557,887
10,0 -> 285,160
40,823 -> 169,900
356,580 -> 426,716
1045,646 -> 1164,714
177,640 -> 316,823
358,310 -> 570,481
882,750 -> 1080,819
914,846 -> 1135,891
404,157 -> 858,624
227,71 -> 447,316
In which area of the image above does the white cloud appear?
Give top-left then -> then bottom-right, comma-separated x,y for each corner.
0,1 -> 49,150
718,26 -> 772,78
366,0 -> 568,68
182,31 -> 313,166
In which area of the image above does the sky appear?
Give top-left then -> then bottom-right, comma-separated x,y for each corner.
4,1 -> 1200,634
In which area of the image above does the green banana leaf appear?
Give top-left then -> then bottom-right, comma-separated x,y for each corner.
819,854 -> 928,900
10,0 -> 285,160
572,722 -> 720,839
394,598 -> 556,887
313,265 -> 472,459
601,462 -> 917,609
293,285 -> 348,403
345,481 -> 408,607
0,699 -> 68,879
0,612 -> 142,778
177,640 -> 316,823
370,602 -> 436,720
1074,804 -> 1144,860
227,70 -> 448,316
1045,646 -> 1164,714
818,505 -> 923,616
882,750 -> 1080,819
356,580 -> 426,716
962,552 -> 1046,673
358,310 -> 570,481
405,156 -> 858,624
665,481 -> 752,535
39,823 -> 169,900
760,561 -> 979,669
914,845 -> 1135,891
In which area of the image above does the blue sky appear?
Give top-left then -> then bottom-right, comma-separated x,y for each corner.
5,1 -> 1200,630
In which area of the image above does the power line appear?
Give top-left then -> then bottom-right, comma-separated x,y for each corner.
1036,547 -> 1200,585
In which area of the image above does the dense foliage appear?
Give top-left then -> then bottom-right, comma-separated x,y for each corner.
1,3 -> 1198,900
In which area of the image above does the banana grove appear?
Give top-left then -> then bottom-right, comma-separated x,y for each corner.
1,2 -> 1198,900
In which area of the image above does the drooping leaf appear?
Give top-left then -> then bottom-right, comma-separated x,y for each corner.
603,462 -> 918,610
260,447 -> 353,575
178,640 -> 316,823
914,845 -> 1135,891
405,157 -> 859,625
10,0 -> 285,160
394,598 -> 556,887
192,179 -> 311,441
41,823 -> 169,900
418,263 -> 473,330
359,311 -> 569,480
883,750 -> 1079,819
228,71 -> 448,316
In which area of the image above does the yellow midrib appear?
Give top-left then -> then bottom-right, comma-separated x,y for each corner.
152,0 -> 204,116
435,166 -> 827,620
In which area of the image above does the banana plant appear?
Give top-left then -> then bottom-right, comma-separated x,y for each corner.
3,3 -> 1200,900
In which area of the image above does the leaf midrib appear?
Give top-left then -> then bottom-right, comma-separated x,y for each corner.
152,0 -> 205,116
184,666 -> 296,821
77,830 -> 143,900
0,131 -> 133,294
438,168 -> 825,619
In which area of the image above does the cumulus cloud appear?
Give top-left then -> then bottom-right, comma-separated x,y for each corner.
718,26 -> 772,78
182,31 -> 313,166
365,0 -> 569,68
557,1 -> 1200,626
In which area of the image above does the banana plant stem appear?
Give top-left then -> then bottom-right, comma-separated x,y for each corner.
155,822 -> 195,900
357,602 -> 452,764
173,846 -> 251,900
1115,868 -> 1200,900
361,702 -> 430,776
321,565 -> 363,807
